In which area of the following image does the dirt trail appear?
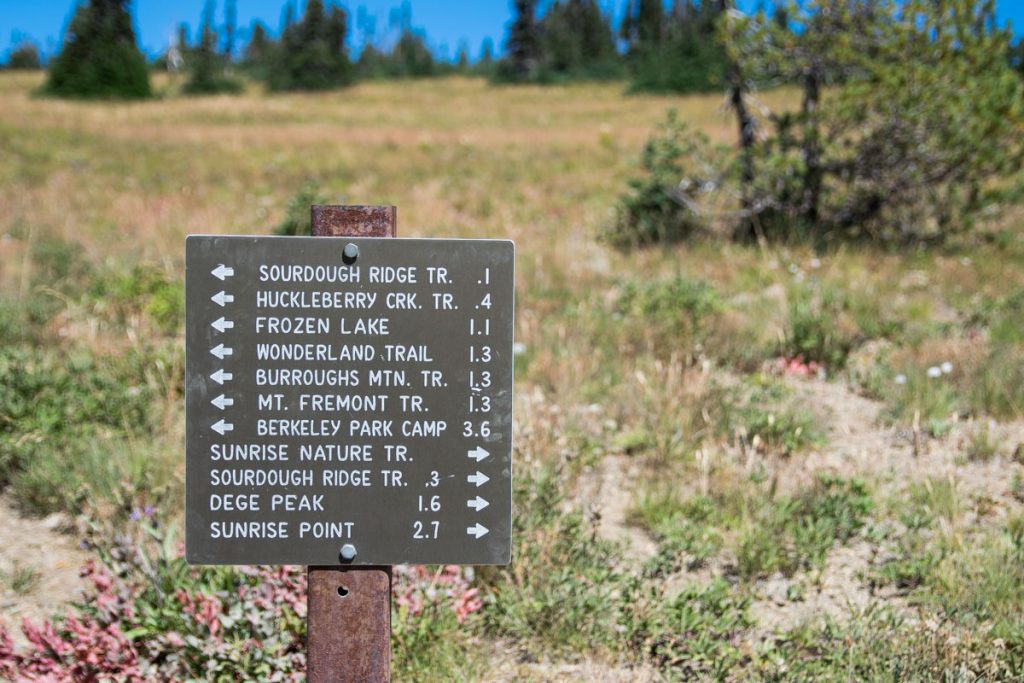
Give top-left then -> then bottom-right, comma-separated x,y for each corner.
0,495 -> 88,646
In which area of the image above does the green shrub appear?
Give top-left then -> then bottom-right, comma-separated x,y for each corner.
969,346 -> 1024,419
92,264 -> 185,335
781,284 -> 866,368
618,0 -> 1024,244
613,275 -> 719,353
736,475 -> 872,580
274,183 -> 326,236
608,111 -> 719,247
622,578 -> 751,678
0,346 -> 161,514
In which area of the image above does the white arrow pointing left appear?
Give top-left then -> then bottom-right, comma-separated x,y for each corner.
211,291 -> 235,307
211,264 -> 234,281
211,419 -> 233,435
211,317 -> 234,333
210,369 -> 233,385
467,446 -> 490,462
211,394 -> 234,410
210,344 -> 233,360
466,523 -> 489,539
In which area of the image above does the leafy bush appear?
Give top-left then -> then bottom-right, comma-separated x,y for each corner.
0,521 -> 487,681
618,0 -> 1024,245
45,0 -> 150,99
0,524 -> 307,681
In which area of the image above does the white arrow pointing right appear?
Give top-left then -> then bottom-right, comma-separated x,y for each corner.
210,344 -> 233,360
467,446 -> 490,462
211,394 -> 234,410
211,317 -> 234,333
467,471 -> 490,487
210,369 -> 233,385
467,496 -> 489,512
211,264 -> 235,281
466,523 -> 489,539
211,419 -> 233,435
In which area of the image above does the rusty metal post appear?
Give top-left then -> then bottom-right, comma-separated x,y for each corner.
308,204 -> 396,683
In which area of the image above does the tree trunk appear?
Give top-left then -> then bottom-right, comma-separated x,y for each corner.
801,67 -> 822,231
729,61 -> 758,240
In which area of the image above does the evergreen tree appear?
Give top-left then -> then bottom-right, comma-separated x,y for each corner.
177,23 -> 190,60
266,0 -> 353,91
621,0 -> 664,56
183,0 -> 242,94
244,21 -> 270,71
455,41 -> 470,73
353,4 -> 434,81
627,0 -> 728,93
393,30 -> 436,77
539,0 -> 620,81
7,43 -> 42,70
46,0 -> 151,99
496,0 -> 541,82
356,44 -> 389,79
475,37 -> 496,77
224,0 -> 237,58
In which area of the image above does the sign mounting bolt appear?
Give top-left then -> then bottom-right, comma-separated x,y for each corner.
339,543 -> 357,562
343,243 -> 359,264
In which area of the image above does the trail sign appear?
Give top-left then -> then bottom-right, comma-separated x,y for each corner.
185,236 -> 514,566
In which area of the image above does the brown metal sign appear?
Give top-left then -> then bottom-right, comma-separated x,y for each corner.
185,236 -> 514,566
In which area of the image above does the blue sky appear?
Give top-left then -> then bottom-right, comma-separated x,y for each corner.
2,0 -> 1023,63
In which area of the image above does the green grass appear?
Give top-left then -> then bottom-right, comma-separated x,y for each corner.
2,561 -> 40,595
701,374 -> 825,456
633,473 -> 873,582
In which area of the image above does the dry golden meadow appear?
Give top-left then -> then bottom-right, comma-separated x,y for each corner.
1,71 -> 1023,680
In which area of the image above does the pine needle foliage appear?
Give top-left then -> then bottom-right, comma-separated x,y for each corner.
45,0 -> 151,100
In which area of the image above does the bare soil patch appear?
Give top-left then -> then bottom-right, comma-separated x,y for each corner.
0,495 -> 88,646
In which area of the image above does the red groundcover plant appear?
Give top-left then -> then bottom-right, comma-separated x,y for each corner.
0,519 -> 481,682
